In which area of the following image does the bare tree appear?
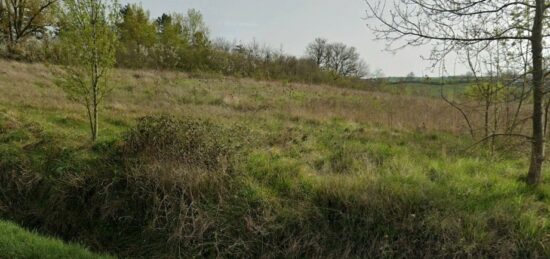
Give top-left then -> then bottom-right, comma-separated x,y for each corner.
325,43 -> 365,77
306,38 -> 369,78
365,0 -> 548,185
305,37 -> 328,67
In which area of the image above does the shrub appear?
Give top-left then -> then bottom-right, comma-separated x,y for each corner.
123,115 -> 241,172
98,116 -> 244,255
0,115 -> 249,257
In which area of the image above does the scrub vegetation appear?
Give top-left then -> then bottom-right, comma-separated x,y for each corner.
0,60 -> 548,258
1,0 -> 549,258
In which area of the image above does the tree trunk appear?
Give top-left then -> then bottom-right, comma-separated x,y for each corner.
86,100 -> 94,142
92,99 -> 98,142
527,0 -> 545,186
485,99 -> 490,138
92,79 -> 98,142
91,3 -> 99,142
90,74 -> 99,142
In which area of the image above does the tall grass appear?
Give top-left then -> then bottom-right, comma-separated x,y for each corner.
0,59 -> 477,135
0,112 -> 548,258
0,60 -> 547,257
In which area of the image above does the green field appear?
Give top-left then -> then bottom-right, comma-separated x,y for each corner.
0,220 -> 111,258
0,60 -> 548,258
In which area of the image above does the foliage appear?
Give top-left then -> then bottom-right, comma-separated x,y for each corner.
116,3 -> 156,68
1,3 -> 376,90
55,0 -> 119,141
0,0 -> 58,58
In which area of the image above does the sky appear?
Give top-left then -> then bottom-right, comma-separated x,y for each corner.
121,0 -> 467,77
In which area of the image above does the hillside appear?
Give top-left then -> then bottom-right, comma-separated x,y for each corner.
0,60 -> 549,258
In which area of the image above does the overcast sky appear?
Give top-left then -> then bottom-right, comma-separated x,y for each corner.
121,0 -> 467,77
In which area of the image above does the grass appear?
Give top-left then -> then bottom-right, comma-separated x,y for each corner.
0,220 -> 112,259
0,59 -> 472,136
0,59 -> 548,257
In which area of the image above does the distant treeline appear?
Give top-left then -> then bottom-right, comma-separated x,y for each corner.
0,1 -> 374,88
385,76 -> 475,85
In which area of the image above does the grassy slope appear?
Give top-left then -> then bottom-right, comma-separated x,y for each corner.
0,59 -> 548,257
0,220 -> 111,258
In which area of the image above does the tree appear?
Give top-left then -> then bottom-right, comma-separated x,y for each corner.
154,13 -> 187,69
56,0 -> 119,142
116,3 -> 156,68
464,82 -> 506,138
305,39 -> 368,78
0,0 -> 58,54
365,0 -> 547,185
183,8 -> 209,46
325,43 -> 362,77
306,37 -> 328,67
183,9 -> 210,71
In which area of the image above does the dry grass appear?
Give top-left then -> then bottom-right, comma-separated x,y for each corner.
0,59 -> 471,135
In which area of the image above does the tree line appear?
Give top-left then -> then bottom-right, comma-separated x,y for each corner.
0,0 -> 370,84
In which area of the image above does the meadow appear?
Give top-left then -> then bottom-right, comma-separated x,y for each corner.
0,59 -> 548,257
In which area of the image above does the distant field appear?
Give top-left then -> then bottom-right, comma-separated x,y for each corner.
0,60 -> 548,258
381,81 -> 469,98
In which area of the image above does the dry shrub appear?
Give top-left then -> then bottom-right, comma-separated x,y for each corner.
89,116 -> 248,255
0,115 -> 248,257
97,116 -> 244,255
123,115 -> 239,172
0,150 -> 42,220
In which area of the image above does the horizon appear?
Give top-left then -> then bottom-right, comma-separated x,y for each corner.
121,0 -> 469,77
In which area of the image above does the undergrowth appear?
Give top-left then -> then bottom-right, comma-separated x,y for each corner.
0,113 -> 548,258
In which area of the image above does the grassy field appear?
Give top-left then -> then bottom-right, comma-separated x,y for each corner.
0,220 -> 111,258
0,59 -> 549,257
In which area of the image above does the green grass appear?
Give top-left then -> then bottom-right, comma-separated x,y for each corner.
0,60 -> 548,257
380,81 -> 469,98
0,220 -> 112,259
